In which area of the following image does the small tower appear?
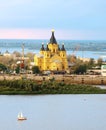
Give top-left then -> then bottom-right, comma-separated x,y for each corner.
40,43 -> 45,51
43,43 -> 51,70
45,43 -> 49,51
60,43 -> 66,58
44,43 -> 50,58
58,45 -> 60,51
61,43 -> 65,51
40,43 -> 45,55
60,43 -> 68,70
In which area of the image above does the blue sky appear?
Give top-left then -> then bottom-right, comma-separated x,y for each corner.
0,0 -> 106,39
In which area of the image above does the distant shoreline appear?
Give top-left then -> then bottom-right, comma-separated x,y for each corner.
0,39 -> 106,59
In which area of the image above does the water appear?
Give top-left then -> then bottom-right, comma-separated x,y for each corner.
0,95 -> 106,130
0,39 -> 106,59
96,85 -> 106,89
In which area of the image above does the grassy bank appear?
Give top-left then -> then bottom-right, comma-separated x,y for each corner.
0,79 -> 106,94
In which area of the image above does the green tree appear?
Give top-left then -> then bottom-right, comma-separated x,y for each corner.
15,65 -> 20,74
32,66 -> 40,74
0,63 -> 7,72
88,58 -> 95,68
97,58 -> 103,67
74,64 -> 87,74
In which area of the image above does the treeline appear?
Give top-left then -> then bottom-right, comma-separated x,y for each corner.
0,79 -> 106,94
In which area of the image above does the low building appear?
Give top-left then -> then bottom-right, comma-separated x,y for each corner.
3,50 -> 11,57
78,57 -> 91,62
101,64 -> 106,76
78,57 -> 98,63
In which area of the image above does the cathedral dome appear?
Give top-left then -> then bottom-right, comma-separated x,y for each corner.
49,29 -> 57,44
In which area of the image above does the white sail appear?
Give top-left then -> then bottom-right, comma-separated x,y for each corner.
18,112 -> 23,118
20,112 -> 23,118
17,112 -> 27,120
17,113 -> 20,118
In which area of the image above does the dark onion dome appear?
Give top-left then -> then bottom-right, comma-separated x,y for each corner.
46,43 -> 49,51
61,43 -> 66,51
58,45 -> 60,50
40,43 -> 45,51
49,29 -> 57,44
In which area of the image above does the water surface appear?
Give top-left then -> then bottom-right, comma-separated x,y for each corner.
0,95 -> 106,130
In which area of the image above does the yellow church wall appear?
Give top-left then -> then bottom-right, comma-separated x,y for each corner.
44,52 -> 50,58
34,55 -> 38,66
50,54 -> 62,63
60,51 -> 67,58
40,51 -> 45,55
43,57 -> 51,70
34,52 -> 68,71
34,55 -> 43,70
48,44 -> 58,54
50,62 -> 63,71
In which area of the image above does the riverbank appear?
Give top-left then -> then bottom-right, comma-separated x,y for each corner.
0,79 -> 106,94
0,74 -> 106,85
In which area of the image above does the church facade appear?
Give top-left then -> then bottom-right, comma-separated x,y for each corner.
34,30 -> 68,72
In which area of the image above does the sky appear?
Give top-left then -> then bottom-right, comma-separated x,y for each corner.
0,0 -> 106,40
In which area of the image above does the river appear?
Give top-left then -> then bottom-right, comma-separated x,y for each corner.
0,95 -> 106,130
1,39 -> 106,59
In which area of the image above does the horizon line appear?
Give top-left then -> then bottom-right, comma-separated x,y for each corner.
0,38 -> 105,41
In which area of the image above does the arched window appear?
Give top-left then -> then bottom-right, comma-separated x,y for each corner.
47,54 -> 49,57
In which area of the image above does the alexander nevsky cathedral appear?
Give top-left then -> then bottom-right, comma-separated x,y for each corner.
34,30 -> 68,72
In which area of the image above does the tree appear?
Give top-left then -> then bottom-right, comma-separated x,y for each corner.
97,58 -> 103,67
13,51 -> 21,57
74,64 -> 87,74
25,52 -> 35,62
88,58 -> 95,68
15,65 -> 20,74
0,63 -> 7,71
32,66 -> 40,74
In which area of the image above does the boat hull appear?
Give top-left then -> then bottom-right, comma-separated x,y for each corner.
18,118 -> 27,121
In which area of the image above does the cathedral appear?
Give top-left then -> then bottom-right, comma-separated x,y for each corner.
34,30 -> 68,72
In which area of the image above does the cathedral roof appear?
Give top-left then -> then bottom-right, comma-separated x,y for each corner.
58,45 -> 60,51
40,43 -> 45,51
49,29 -> 57,44
46,44 -> 50,51
61,43 -> 66,51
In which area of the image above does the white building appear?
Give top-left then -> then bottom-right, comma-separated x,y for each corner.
3,50 -> 11,57
101,65 -> 106,76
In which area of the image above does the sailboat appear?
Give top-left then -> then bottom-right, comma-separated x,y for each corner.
17,112 -> 27,120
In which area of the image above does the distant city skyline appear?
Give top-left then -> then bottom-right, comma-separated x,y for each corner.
0,0 -> 106,40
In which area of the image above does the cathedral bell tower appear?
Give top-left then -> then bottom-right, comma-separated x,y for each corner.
40,43 -> 45,55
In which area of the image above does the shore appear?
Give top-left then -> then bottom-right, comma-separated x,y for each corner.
0,74 -> 106,85
0,77 -> 106,94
